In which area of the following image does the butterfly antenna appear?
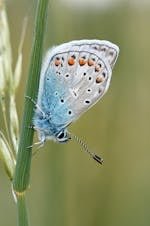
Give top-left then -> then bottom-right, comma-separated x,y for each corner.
71,134 -> 104,165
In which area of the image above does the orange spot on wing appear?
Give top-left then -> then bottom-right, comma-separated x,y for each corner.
95,66 -> 101,72
68,57 -> 75,65
88,59 -> 95,66
55,59 -> 61,66
79,58 -> 87,66
96,76 -> 104,83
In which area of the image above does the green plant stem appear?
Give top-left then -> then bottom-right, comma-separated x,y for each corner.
13,0 -> 49,192
16,194 -> 29,226
13,1 -> 49,225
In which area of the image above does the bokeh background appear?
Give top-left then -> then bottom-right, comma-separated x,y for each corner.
1,0 -> 150,225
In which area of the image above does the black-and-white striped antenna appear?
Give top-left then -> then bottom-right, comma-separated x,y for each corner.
71,134 -> 103,165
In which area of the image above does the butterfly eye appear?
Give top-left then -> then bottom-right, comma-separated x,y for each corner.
56,129 -> 70,143
57,131 -> 64,139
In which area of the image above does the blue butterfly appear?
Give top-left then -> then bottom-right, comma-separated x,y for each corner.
32,40 -> 119,163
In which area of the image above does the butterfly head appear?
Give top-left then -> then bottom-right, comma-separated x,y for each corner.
55,128 -> 71,143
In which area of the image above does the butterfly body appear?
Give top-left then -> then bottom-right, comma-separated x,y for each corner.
33,40 -> 119,144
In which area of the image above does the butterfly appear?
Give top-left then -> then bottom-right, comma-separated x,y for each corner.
32,40 -> 119,163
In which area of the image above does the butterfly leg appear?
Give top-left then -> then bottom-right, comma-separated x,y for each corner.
32,140 -> 46,156
26,140 -> 43,149
26,130 -> 46,149
26,139 -> 45,150
26,139 -> 46,157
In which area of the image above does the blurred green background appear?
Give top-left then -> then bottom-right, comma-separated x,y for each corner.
1,0 -> 150,225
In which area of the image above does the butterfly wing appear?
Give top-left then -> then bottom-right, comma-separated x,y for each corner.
35,40 -> 119,141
